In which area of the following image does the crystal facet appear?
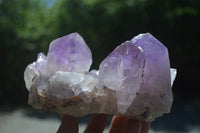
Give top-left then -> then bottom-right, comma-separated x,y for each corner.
24,32 -> 176,121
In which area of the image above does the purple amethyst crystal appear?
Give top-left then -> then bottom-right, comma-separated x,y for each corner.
24,33 -> 92,90
131,33 -> 172,96
44,33 -> 92,75
97,41 -> 146,113
24,32 -> 176,121
130,33 -> 173,112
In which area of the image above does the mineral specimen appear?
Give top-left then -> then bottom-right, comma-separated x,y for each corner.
24,32 -> 176,121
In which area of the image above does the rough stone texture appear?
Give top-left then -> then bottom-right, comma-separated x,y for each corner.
24,32 -> 176,121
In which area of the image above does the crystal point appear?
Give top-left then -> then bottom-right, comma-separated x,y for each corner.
98,41 -> 146,113
131,33 -> 171,95
170,68 -> 177,86
128,33 -> 174,117
24,63 -> 36,90
45,33 -> 92,75
35,53 -> 47,73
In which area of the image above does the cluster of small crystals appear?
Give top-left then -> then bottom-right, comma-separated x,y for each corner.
24,32 -> 176,118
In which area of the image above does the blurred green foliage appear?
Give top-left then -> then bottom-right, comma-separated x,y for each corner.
0,0 -> 199,105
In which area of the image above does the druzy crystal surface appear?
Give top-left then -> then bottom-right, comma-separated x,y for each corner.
24,32 -> 176,121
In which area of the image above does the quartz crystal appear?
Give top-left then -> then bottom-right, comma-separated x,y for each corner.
125,33 -> 175,119
97,41 -> 145,113
24,32 -> 176,121
45,33 -> 92,75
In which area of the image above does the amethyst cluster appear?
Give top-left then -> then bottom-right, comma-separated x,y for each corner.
24,33 -> 176,121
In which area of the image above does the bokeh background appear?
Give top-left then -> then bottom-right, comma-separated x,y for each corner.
0,0 -> 200,132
